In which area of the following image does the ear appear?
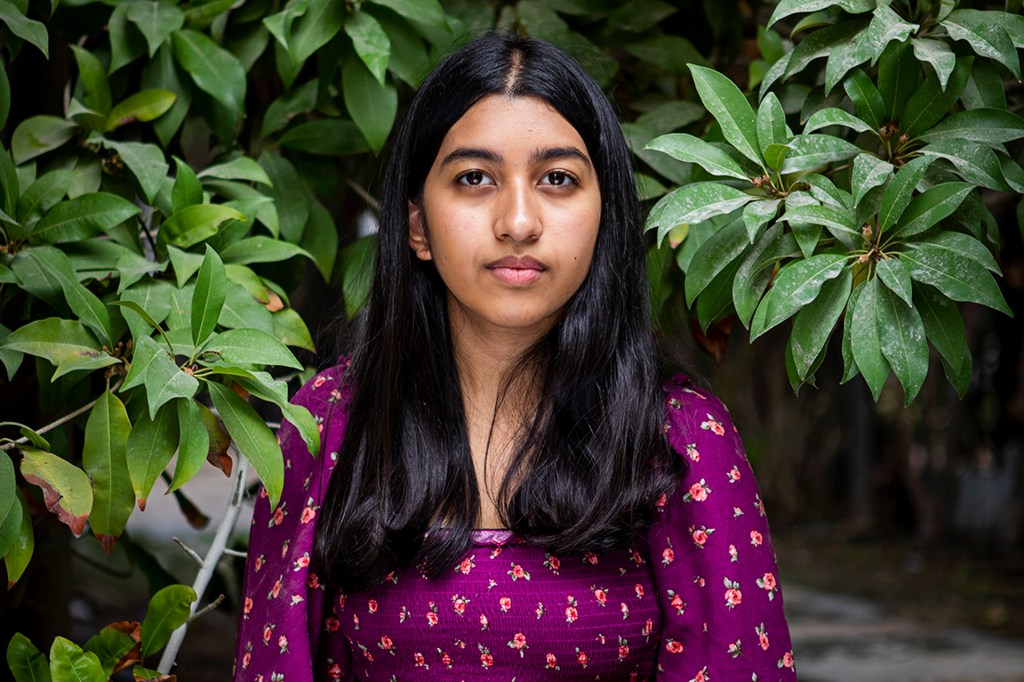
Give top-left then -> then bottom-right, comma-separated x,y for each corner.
407,200 -> 433,261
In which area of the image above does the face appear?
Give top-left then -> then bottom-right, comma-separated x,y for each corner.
408,95 -> 601,344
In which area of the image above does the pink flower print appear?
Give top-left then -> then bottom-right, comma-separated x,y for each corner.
289,594 -> 304,606
438,649 -> 452,669
584,551 -> 599,565
757,572 -> 779,600
326,662 -> 342,679
565,595 -> 579,624
378,635 -> 395,654
426,601 -> 439,626
685,443 -> 700,462
729,544 -> 738,562
312,375 -> 327,389
262,624 -> 273,644
300,506 -> 316,524
750,529 -> 763,546
621,602 -> 630,620
479,613 -> 489,630
241,651 -> 251,669
544,553 -> 561,573
684,479 -> 711,502
307,572 -> 320,589
269,577 -> 282,600
278,635 -> 289,654
478,643 -> 493,668
576,648 -> 589,668
367,599 -> 378,613
618,635 -> 630,659
293,552 -> 310,571
662,546 -> 675,565
664,639 -> 683,654
280,539 -> 290,558
728,639 -> 742,658
486,578 -> 497,591
733,506 -> 744,518
727,465 -> 741,483
597,633 -> 606,644
635,583 -> 645,598
724,577 -> 742,609
690,524 -> 714,548
384,570 -> 398,584
357,642 -> 372,661
642,618 -> 653,636
457,555 -> 475,575
667,589 -> 685,615
701,414 -> 725,436
490,546 -> 502,559
695,575 -> 706,588
592,585 -> 608,606
451,594 -> 469,616
352,613 -> 360,630
545,652 -> 559,670
668,397 -> 681,410
779,650 -> 795,669
337,594 -> 346,610
399,605 -> 410,623
508,562 -> 530,581
536,601 -> 546,619
756,622 -> 769,650
756,493 -> 766,517
413,651 -> 427,668
325,616 -> 340,632
243,596 -> 253,615
254,554 -> 264,572
631,549 -> 645,566
507,632 -> 528,657
329,388 -> 343,402
271,503 -> 286,527
500,596 -> 512,612
656,492 -> 668,510
691,666 -> 709,682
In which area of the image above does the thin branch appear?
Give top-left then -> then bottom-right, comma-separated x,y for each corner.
346,179 -> 381,213
172,537 -> 205,567
222,548 -> 247,558
1,379 -> 124,452
187,594 -> 225,623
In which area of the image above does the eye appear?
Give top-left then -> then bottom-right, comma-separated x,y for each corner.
540,171 -> 576,187
456,171 -> 492,186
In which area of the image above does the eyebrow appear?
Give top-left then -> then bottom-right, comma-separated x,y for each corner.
438,146 -> 592,168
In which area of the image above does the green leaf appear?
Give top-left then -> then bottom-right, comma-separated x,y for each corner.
767,0 -> 872,27
168,398 -> 210,492
684,218 -> 748,307
219,236 -> 313,265
20,448 -> 93,538
850,278 -> 890,400
823,27 -> 872,94
301,199 -> 339,282
342,57 -> 397,155
118,280 -> 175,344
961,58 -> 1005,110
126,402 -> 179,510
367,0 -> 446,26
49,637 -> 104,682
877,283 -> 928,404
218,284 -> 274,333
752,254 -> 849,340
345,10 -> 390,84
17,169 -> 72,225
290,0 -> 345,62
785,19 -> 870,82
943,9 -> 1020,79
876,256 -> 914,305
843,69 -> 886,131
790,268 -> 853,380
920,108 -> 1024,146
915,284 -> 971,397
644,133 -> 750,180
919,139 -> 1010,191
191,245 -> 226,346
207,381 -> 284,505
0,318 -> 102,370
742,199 -> 781,243
272,308 -> 314,351
852,153 -> 894,207
172,158 -> 203,213
128,335 -> 200,418
7,633 -> 51,682
202,328 -> 302,369
263,0 -> 307,51
879,155 -> 932,232
0,0 -> 48,58
733,226 -> 796,328
12,116 -> 76,164
21,247 -> 112,344
141,43 -> 191,147
756,92 -> 789,157
32,193 -> 140,244
890,182 -> 973,239
162,204 -> 246,248
106,89 -> 177,131
763,143 -> 791,172
125,1 -> 184,57
141,585 -> 197,658
902,56 -> 971,139
904,242 -> 1011,315
109,2 -> 147,73
172,29 -> 246,114
198,157 -> 273,186
257,151 -> 308,241
910,231 -> 1000,275
2,490 -> 33,587
0,450 -> 21,558
865,4 -> 918,64
83,627 -> 135,678
779,134 -> 861,174
645,184 -> 754,244
688,64 -> 761,166
782,203 -> 860,248
70,46 -> 112,115
104,140 -> 168,203
911,38 -> 957,90
83,389 -> 133,552
878,40 -> 918,121
803,107 -> 874,135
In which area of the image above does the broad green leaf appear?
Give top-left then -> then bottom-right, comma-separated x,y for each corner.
129,335 -> 200,418
343,57 -> 397,155
695,258 -> 742,330
865,5 -> 918,64
688,64 -> 761,166
258,151 -> 308,241
32,193 -> 140,244
876,257 -> 913,305
0,451 -> 21,558
823,27 -> 871,94
0,318 -> 101,369
49,638 -> 104,682
943,9 -> 1020,79
850,278 -> 890,400
645,183 -> 754,244
790,268 -> 853,380
843,69 -> 886,131
202,328 -> 301,369
0,143 -> 17,217
803,107 -> 874,135
141,43 -> 191,147
71,46 -> 112,115
141,585 -> 197,658
2,493 -> 33,588
168,398 -> 209,491
172,29 -> 246,114
263,0 -> 307,50
878,41 -> 918,121
0,0 -> 48,57
759,51 -> 792,100
234,372 -> 320,457
83,390 -> 133,552
635,101 -> 705,137
902,56 -> 971,139
17,169 -> 72,225
126,402 -> 179,509
767,0 -> 873,27
218,283 -> 274,333
919,139 -> 1010,191
301,199 -> 339,282
841,299 -> 858,383
126,1 -> 184,57
644,134 -> 749,180
684,218 -> 748,307
198,157 -> 273,186
852,153 -> 894,207
915,284 -> 971,397
83,627 -> 135,679
782,203 -> 860,248
219,236 -> 313,265
920,108 -> 1024,146
752,253 -> 849,339
890,182 -> 973,238
779,134 -> 860,174
272,308 -> 314,350
742,199 -> 781,243
106,89 -> 176,131
911,38 -> 956,90
904,242 -> 1011,314
20,448 -> 93,537
911,231 -> 1000,274
191,246 -> 226,346
340,234 -> 374,320
261,80 -> 318,137
961,58 -> 1005,110
345,10 -> 390,84
367,0 -> 446,26
10,248 -> 67,310
118,280 -> 176,345
172,158 -> 203,213
109,2 -> 147,73
290,0 -> 345,62
12,116 -> 76,164
733,226 -> 797,328
207,381 -> 283,505
879,155 -> 932,232
877,283 -> 928,404
763,143 -> 791,172
7,633 -> 50,682
784,20 -> 870,82
162,204 -> 246,248
104,140 -> 168,203
20,247 -> 111,344
756,93 -> 789,157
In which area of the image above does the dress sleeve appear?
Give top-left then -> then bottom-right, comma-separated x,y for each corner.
650,377 -> 797,681
232,364 -> 353,682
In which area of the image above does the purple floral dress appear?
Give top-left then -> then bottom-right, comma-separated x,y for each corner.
233,362 -> 797,681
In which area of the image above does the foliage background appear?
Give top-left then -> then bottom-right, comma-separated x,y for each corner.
0,0 -> 1022,678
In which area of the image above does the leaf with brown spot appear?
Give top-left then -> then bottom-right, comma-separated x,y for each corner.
18,447 -> 92,536
169,487 -> 210,529
198,402 -> 233,477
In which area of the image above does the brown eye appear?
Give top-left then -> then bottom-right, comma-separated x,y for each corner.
541,171 -> 575,186
457,171 -> 491,186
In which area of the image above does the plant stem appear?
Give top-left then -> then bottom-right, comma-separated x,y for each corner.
157,453 -> 249,675
0,379 -> 124,452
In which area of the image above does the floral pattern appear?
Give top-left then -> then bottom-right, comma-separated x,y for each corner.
233,365 -> 796,681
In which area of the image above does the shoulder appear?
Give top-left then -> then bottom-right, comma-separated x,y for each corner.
661,372 -> 739,452
291,357 -> 352,419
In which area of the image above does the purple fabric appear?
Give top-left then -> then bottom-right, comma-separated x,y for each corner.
233,363 -> 797,681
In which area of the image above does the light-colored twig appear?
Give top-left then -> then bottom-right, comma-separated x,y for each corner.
1,379 -> 124,452
187,594 -> 225,623
222,548 -> 247,558
346,179 -> 381,213
172,537 -> 205,567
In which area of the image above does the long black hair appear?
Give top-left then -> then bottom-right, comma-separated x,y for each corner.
315,32 -> 683,593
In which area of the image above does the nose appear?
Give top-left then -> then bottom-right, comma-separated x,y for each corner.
495,179 -> 541,242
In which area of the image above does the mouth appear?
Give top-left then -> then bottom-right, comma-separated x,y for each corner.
486,255 -> 546,285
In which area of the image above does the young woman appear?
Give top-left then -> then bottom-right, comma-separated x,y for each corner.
234,33 -> 796,681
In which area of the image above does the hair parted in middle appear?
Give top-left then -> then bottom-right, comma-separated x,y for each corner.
314,32 -> 684,593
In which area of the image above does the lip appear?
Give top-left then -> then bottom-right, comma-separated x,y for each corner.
486,255 -> 546,285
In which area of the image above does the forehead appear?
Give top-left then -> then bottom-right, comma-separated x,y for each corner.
434,95 -> 590,161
